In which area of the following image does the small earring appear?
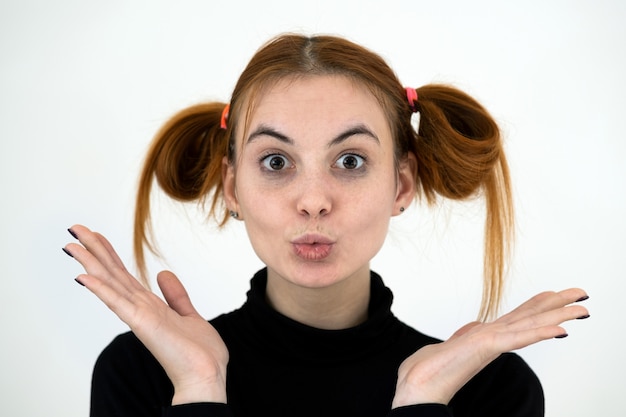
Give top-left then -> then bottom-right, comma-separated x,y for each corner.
229,210 -> 239,219
399,207 -> 405,213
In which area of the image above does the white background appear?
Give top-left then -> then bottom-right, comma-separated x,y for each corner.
1,1 -> 624,415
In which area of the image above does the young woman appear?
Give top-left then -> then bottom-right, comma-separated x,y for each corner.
63,34 -> 589,417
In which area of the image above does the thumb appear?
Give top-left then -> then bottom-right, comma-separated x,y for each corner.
157,270 -> 200,317
449,321 -> 481,340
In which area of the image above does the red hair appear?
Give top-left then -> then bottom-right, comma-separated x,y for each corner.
134,34 -> 513,321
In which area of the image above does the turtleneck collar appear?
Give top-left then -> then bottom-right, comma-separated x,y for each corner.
235,268 -> 404,365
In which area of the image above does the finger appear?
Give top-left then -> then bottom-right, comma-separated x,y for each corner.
450,321 -> 481,339
70,227 -> 127,272
93,232 -> 127,270
498,288 -> 588,325
157,271 -> 200,318
68,225 -> 128,277
496,307 -> 590,351
65,225 -> 143,293
75,270 -> 159,328
504,302 -> 589,335
65,241 -> 126,288
494,324 -> 569,352
93,231 -> 144,291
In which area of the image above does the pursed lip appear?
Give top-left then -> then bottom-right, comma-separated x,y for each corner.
291,233 -> 336,261
291,233 -> 336,245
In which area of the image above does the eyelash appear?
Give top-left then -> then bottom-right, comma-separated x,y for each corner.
334,152 -> 366,170
258,151 -> 368,172
259,153 -> 293,172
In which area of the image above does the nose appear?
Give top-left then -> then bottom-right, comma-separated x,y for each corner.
296,173 -> 332,218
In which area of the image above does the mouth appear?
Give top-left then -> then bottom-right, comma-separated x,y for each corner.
291,234 -> 335,261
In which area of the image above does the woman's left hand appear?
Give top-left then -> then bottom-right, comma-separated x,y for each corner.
392,289 -> 589,408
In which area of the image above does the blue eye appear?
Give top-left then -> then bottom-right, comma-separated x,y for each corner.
335,154 -> 365,170
262,154 -> 291,171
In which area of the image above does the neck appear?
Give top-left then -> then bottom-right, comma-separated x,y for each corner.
265,267 -> 371,330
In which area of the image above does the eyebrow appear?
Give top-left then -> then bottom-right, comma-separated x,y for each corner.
247,125 -> 293,145
246,123 -> 380,147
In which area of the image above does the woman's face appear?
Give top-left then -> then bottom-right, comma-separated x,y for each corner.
223,75 -> 415,290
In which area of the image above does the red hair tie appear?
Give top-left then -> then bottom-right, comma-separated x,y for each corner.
405,87 -> 418,113
220,104 -> 230,130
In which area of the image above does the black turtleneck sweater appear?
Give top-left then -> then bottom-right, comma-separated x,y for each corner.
90,269 -> 544,417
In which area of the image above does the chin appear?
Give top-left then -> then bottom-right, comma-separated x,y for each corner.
279,260 -> 368,290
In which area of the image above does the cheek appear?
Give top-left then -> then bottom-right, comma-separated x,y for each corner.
237,185 -> 282,253
357,199 -> 394,232
342,182 -> 395,232
235,176 -> 286,228
354,169 -> 398,207
342,202 -> 393,262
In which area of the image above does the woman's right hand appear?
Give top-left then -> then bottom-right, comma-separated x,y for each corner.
64,224 -> 229,405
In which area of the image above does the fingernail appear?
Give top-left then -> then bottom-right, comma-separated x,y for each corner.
68,228 -> 78,240
74,278 -> 85,287
62,247 -> 73,258
577,314 -> 590,320
576,295 -> 589,302
554,333 -> 568,339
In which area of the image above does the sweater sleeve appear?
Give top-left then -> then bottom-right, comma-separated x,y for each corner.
90,332 -> 234,417
448,353 -> 544,416
162,403 -> 234,417
385,353 -> 543,417
388,404 -> 453,417
90,332 -> 174,416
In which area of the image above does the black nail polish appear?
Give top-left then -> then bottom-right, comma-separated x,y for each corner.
554,333 -> 569,339
62,247 -> 73,258
577,314 -> 590,320
74,278 -> 85,287
68,228 -> 78,240
576,295 -> 589,302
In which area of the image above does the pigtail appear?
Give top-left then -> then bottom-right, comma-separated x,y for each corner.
134,103 -> 230,286
414,85 -> 514,321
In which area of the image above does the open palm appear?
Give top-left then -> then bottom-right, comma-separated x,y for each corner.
65,224 -> 229,405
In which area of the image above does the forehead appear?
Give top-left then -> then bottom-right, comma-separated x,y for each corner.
239,75 -> 391,139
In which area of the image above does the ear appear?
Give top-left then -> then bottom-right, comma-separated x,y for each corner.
221,156 -> 242,219
393,152 -> 417,216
